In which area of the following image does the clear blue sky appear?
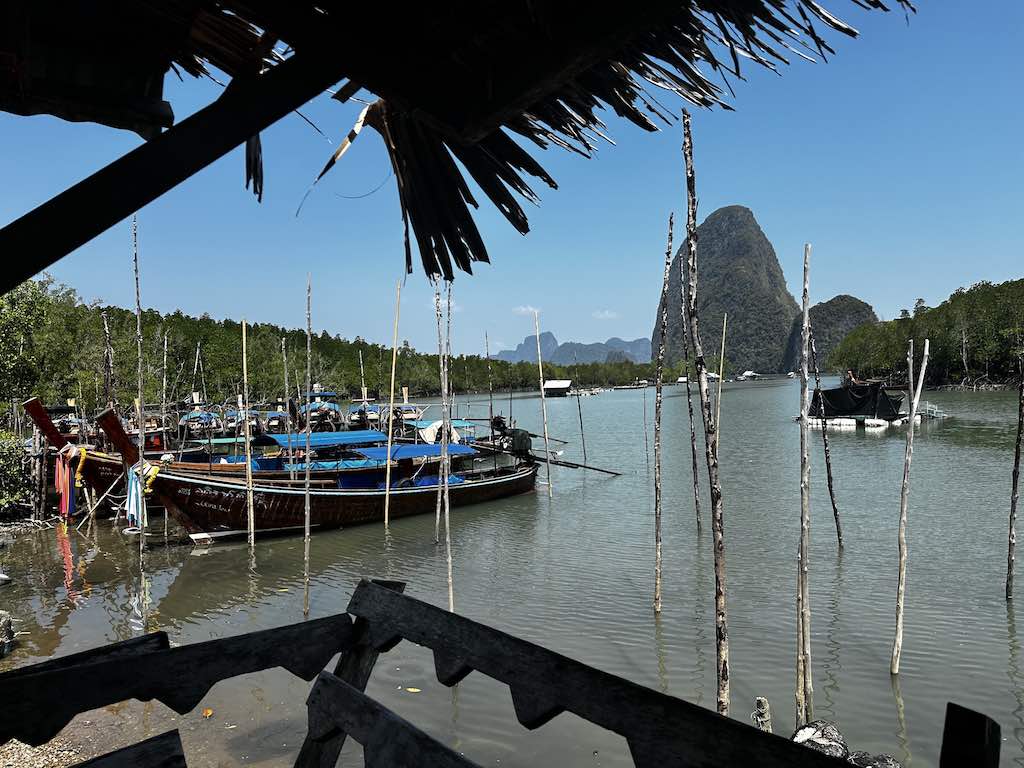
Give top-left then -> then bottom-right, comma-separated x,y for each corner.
2,2 -> 1021,355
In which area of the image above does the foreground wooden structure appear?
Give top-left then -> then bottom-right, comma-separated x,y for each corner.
0,579 -> 1001,767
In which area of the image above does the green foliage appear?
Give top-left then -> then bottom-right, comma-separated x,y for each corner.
0,430 -> 30,512
0,279 -> 687,418
829,278 -> 1024,385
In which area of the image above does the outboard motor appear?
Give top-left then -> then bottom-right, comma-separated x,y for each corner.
509,428 -> 533,458
491,414 -> 508,435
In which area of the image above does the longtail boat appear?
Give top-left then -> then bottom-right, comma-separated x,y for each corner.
97,407 -> 537,542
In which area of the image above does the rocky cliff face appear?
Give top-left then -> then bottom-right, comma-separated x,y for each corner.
652,205 -> 798,373
782,295 -> 878,372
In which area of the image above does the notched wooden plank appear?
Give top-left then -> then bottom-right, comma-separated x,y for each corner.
432,648 -> 473,687
0,633 -> 170,682
509,685 -> 564,729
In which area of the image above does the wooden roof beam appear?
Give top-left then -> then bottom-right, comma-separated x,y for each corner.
0,46 -> 348,296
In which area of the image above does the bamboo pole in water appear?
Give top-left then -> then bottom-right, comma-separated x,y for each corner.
282,337 -> 295,481
132,216 -> 147,555
716,313 -> 727,436
438,283 -> 455,610
534,310 -> 553,498
753,697 -> 773,733
241,320 -> 256,551
890,337 -> 929,675
810,329 -> 843,550
653,212 -> 674,614
682,110 -> 730,715
486,333 -> 497,472
383,280 -> 402,528
795,243 -> 813,726
303,275 -> 313,616
642,382 -> 650,472
102,311 -> 114,407
358,349 -> 367,403
161,330 -> 168,539
1007,353 -> 1023,600
433,284 -> 447,544
681,299 -> 702,531
572,350 -> 588,465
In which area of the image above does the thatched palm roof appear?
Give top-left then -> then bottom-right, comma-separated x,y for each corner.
0,1 -> 913,287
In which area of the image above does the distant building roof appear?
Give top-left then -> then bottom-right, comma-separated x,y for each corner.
543,379 -> 572,389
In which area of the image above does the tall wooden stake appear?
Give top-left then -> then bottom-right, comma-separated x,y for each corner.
1008,354 -> 1024,600
383,280 -> 402,528
890,337 -> 930,674
642,383 -> 650,472
810,330 -> 843,550
682,110 -> 730,715
191,341 -> 201,399
161,330 -> 168,539
442,282 -> 455,610
241,320 -> 255,552
132,216 -> 147,555
282,337 -> 295,481
304,275 -> 313,616
358,349 -> 367,402
682,302 -> 702,531
653,212 -> 674,614
716,313 -> 727,436
573,350 -> 588,464
795,243 -> 814,726
486,333 -> 497,472
101,310 -> 114,407
433,284 -> 447,544
534,310 -> 553,498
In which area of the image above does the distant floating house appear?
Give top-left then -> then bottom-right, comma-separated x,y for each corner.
542,379 -> 572,398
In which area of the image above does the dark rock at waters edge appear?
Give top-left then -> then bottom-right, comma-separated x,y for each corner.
653,205 -> 799,373
781,294 -> 878,373
792,720 -> 850,759
848,751 -> 903,768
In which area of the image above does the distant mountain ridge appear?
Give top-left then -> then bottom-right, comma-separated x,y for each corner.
494,334 -> 651,364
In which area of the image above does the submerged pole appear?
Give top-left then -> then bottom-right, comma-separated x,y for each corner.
810,329 -> 843,550
383,280 -> 402,528
653,212 -> 674,614
132,216 -> 147,555
795,243 -> 813,726
1008,351 -> 1023,599
303,275 -> 313,616
891,337 -> 930,674
534,310 -> 553,498
682,109 -> 730,715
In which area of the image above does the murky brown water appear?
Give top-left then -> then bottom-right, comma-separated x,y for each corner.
2,380 -> 1021,766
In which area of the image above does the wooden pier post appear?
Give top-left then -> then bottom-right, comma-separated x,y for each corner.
1007,353 -> 1023,599
161,330 -> 168,539
716,313 -> 727,440
30,426 -> 40,521
891,337 -> 930,675
486,333 -> 498,472
534,310 -> 553,498
433,284 -> 447,544
132,216 -> 147,554
101,311 -> 114,407
682,306 -> 702,531
682,110 -> 730,715
241,320 -> 256,552
653,212 -> 674,614
795,243 -> 813,726
383,280 -> 402,529
443,283 -> 455,610
810,329 -> 843,550
303,275 -> 313,616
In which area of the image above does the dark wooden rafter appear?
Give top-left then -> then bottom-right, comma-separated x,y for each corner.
0,615 -> 356,747
0,45 -> 348,297
300,672 -> 482,768
70,730 -> 187,768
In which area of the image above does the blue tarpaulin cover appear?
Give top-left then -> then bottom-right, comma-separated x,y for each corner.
354,444 -> 476,461
301,402 -> 342,414
256,430 -> 386,449
405,419 -> 476,429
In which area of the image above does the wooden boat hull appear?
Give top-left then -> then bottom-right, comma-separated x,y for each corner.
154,464 -> 539,541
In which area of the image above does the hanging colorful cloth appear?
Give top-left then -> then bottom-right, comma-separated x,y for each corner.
125,465 -> 143,528
54,448 -> 76,519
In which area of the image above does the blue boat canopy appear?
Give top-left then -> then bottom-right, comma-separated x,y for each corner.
348,404 -> 381,413
405,419 -> 476,429
304,391 -> 338,398
354,444 -> 476,461
178,411 -> 217,425
254,430 -> 387,449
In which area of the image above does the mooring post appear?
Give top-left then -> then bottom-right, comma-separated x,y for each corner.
1007,353 -> 1023,600
383,280 -> 402,529
534,310 -> 553,498
653,212 -> 674,614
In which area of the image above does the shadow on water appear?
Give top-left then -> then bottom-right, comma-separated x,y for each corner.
1008,601 -> 1024,766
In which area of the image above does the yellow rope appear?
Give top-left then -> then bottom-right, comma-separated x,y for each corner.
74,447 -> 87,488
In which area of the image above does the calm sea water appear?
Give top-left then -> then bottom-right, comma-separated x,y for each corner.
2,379 -> 1022,766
